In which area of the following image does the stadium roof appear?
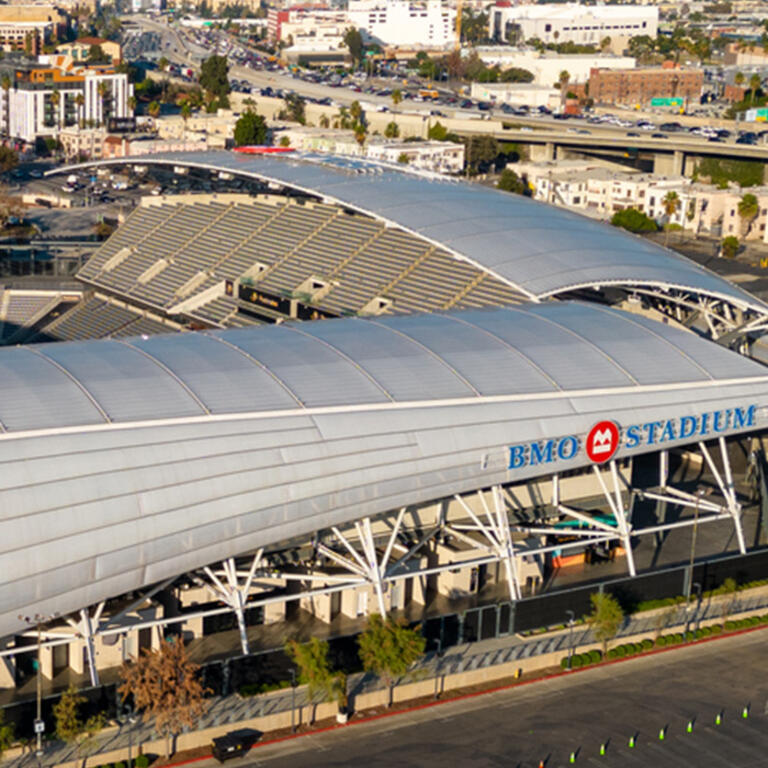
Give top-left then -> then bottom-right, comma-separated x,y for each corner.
2,302 -> 768,637
55,151 -> 768,313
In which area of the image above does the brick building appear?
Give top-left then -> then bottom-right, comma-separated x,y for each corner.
589,63 -> 703,108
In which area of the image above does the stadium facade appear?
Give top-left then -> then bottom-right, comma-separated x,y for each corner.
2,151 -> 768,691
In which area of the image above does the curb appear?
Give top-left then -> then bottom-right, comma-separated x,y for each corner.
154,620 -> 768,768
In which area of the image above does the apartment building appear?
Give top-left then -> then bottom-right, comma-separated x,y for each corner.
0,57 -> 132,144
348,0 -> 456,48
589,63 -> 704,108
489,3 -> 658,48
56,36 -> 123,65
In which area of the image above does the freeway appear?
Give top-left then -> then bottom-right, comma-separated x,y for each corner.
125,15 -> 767,160
242,630 -> 768,767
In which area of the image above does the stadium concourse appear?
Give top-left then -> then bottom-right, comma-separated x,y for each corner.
2,151 -> 768,693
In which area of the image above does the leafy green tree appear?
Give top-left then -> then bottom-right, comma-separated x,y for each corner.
587,592 -> 624,655
285,637 -> 334,722
721,235 -> 740,258
279,135 -> 291,147
497,168 -> 526,195
460,7 -> 489,43
234,109 -> 267,146
148,100 -> 161,119
749,72 -> 762,105
384,120 -> 400,138
427,121 -> 447,141
199,55 -> 230,102
0,145 -> 17,173
465,134 -> 499,173
499,67 -> 534,83
397,152 -> 410,164
282,93 -> 306,124
86,44 -> 109,63
157,56 -> 169,72
391,88 -> 402,106
54,686 -> 86,744
0,708 -> 13,760
610,207 -> 658,233
344,27 -> 364,67
358,614 -> 425,707
738,192 -> 759,237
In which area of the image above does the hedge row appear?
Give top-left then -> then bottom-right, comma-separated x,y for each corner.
559,615 -> 768,669
560,649 -> 603,669
93,757 -> 149,768
634,578 -> 768,613
239,679 -> 292,697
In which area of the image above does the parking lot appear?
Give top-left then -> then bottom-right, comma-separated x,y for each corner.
241,629 -> 768,768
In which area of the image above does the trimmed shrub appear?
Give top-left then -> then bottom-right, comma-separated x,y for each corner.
655,636 -> 667,647
571,654 -> 584,668
760,614 -> 768,624
135,757 -> 149,768
749,616 -> 760,626
589,649 -> 602,663
724,620 -> 736,631
115,762 -> 126,768
561,657 -> 571,669
606,648 -> 618,660
641,638 -> 654,650
673,633 -> 684,644
616,645 -> 627,658
711,624 -> 723,634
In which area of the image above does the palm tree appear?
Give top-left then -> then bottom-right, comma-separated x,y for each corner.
96,81 -> 110,126
734,71 -> 746,93
50,89 -> 61,130
148,100 -> 161,119
662,190 -> 680,245
74,92 -> 85,128
738,192 -> 759,238
1,75 -> 10,137
180,100 -> 192,139
391,88 -> 402,107
749,72 -> 761,105
558,70 -> 570,109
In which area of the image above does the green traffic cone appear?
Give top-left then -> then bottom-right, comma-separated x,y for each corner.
569,752 -> 576,764
628,735 -> 635,748
659,727 -> 665,741
599,743 -> 606,756
715,712 -> 722,725
686,720 -> 693,733
743,706 -> 749,719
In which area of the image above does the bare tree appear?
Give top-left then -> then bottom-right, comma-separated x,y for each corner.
119,639 -> 210,758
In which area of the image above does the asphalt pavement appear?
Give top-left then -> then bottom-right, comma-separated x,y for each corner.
244,629 -> 768,768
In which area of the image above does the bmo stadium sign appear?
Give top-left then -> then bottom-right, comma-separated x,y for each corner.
508,405 -> 757,470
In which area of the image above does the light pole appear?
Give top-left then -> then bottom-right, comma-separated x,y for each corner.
289,668 -> 297,733
565,610 -> 575,668
18,612 -> 58,768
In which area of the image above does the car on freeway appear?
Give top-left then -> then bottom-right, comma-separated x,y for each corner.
651,133 -> 668,139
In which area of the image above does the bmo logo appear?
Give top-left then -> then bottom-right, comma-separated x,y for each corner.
586,421 -> 620,464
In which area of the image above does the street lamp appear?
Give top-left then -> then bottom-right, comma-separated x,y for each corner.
565,610 -> 575,669
289,668 -> 297,733
18,612 -> 59,768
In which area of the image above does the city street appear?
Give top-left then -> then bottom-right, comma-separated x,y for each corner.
243,630 -> 768,767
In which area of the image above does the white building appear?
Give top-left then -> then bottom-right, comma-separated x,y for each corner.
473,49 -> 636,87
489,4 -> 658,49
470,81 -> 559,108
348,0 -> 457,49
366,139 -> 465,173
0,60 -> 132,144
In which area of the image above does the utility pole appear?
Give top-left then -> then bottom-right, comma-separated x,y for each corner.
566,610 -> 575,669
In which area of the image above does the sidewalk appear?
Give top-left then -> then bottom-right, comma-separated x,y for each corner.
9,588 -> 768,768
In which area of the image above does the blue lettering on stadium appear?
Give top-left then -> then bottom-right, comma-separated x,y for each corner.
507,405 -> 756,471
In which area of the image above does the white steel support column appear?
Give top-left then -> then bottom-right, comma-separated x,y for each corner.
718,438 -> 747,554
357,517 -> 387,617
66,603 -> 104,687
201,549 -> 263,655
492,485 -> 522,601
592,463 -> 635,577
